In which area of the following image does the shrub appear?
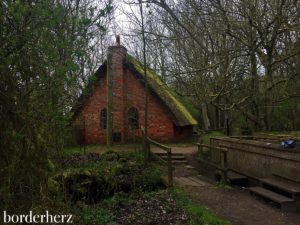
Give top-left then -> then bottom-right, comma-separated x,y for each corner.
52,151 -> 165,203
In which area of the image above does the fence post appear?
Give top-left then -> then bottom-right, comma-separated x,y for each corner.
220,149 -> 228,183
198,139 -> 203,156
167,149 -> 173,186
143,140 -> 147,165
147,142 -> 151,159
147,140 -> 150,160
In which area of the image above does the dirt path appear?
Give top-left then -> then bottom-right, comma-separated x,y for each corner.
170,148 -> 300,225
185,185 -> 299,225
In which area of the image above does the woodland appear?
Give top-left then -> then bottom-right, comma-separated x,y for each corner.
0,0 -> 299,224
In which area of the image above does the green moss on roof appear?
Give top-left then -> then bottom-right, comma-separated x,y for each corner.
180,96 -> 201,120
127,55 -> 198,126
72,55 -> 198,126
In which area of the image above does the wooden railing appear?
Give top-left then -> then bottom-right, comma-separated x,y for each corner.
230,135 -> 279,141
196,141 -> 228,183
210,137 -> 300,178
146,137 -> 173,186
230,135 -> 300,142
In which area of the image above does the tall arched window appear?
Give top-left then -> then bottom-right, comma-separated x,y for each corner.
100,108 -> 107,129
128,107 -> 139,129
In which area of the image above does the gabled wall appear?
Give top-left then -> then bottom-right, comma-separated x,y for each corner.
73,45 -> 193,144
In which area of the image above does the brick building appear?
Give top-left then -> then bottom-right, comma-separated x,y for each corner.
72,42 -> 197,144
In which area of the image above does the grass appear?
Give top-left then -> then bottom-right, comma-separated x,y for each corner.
63,143 -> 142,155
63,146 -> 83,155
214,181 -> 232,190
200,131 -> 226,144
73,205 -> 116,225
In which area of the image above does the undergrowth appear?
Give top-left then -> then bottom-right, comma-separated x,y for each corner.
45,149 -> 231,225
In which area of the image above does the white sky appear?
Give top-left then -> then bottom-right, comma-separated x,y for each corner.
107,1 -> 144,53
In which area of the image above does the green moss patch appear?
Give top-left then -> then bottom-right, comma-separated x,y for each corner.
51,151 -> 164,204
127,55 -> 198,126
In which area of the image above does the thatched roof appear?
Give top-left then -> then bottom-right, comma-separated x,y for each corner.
72,55 -> 198,126
126,55 -> 197,126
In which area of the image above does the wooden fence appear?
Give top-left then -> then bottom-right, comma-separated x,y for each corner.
210,137 -> 300,179
146,137 -> 173,186
196,141 -> 228,182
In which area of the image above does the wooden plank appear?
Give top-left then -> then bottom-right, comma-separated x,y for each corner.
198,158 -> 226,171
153,152 -> 182,156
167,150 -> 173,186
174,177 -> 192,186
172,160 -> 188,165
185,165 -> 196,170
195,143 -> 227,152
148,139 -> 173,186
180,177 -> 202,186
161,155 -> 185,160
188,177 -> 209,186
227,171 -> 247,181
147,138 -> 171,152
226,171 -> 248,185
150,152 -> 167,164
248,187 -> 294,203
271,164 -> 300,183
260,178 -> 300,194
174,177 -> 202,186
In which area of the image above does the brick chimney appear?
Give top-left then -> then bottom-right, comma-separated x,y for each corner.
106,36 -> 127,144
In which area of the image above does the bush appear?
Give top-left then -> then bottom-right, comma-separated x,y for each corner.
52,151 -> 165,203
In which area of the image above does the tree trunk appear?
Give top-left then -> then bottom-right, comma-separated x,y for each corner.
201,102 -> 211,130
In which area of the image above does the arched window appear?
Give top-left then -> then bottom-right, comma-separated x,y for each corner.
100,108 -> 107,129
128,107 -> 139,129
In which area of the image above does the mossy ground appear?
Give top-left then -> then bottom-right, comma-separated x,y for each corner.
71,187 -> 231,225
43,145 -> 231,225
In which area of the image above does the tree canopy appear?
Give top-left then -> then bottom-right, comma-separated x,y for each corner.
0,0 -> 113,210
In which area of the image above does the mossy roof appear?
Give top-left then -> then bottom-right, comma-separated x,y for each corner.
126,55 -> 197,126
72,55 -> 198,126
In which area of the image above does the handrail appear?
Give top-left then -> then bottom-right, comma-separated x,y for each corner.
146,137 -> 173,186
195,143 -> 227,152
147,137 -> 171,152
195,142 -> 228,183
230,135 -> 282,141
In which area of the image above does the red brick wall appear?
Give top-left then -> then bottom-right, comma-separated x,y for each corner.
73,46 -> 193,144
73,76 -> 107,144
124,67 -> 175,142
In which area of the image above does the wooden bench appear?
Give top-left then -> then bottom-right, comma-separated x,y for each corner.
227,171 -> 248,185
